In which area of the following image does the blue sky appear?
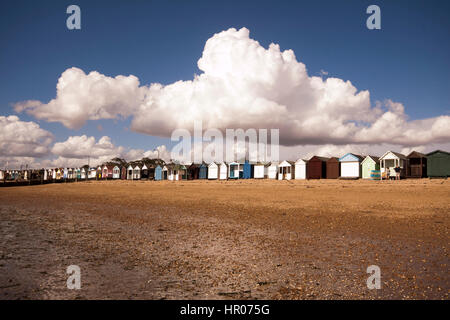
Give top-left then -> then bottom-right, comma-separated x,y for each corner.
1,0 -> 449,165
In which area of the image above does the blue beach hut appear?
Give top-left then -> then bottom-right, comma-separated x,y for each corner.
155,165 -> 162,181
243,160 -> 253,179
199,163 -> 208,179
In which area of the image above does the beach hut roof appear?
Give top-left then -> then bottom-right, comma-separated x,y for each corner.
309,156 -> 330,162
426,149 -> 450,156
407,151 -> 427,158
295,158 -> 308,164
339,153 -> 364,162
279,160 -> 295,167
379,150 -> 407,160
361,155 -> 380,165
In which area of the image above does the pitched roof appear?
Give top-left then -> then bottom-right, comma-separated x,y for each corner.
309,156 -> 330,162
339,153 -> 364,162
426,149 -> 450,156
406,151 -> 426,158
380,150 -> 407,160
362,155 -> 380,164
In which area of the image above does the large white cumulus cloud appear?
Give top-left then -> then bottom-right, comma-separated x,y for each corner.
15,68 -> 144,129
15,27 -> 450,147
0,115 -> 53,157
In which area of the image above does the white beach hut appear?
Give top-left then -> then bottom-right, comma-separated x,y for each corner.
133,165 -> 141,180
113,166 -> 121,179
127,165 -> 133,180
208,162 -> 219,179
88,168 -> 96,179
339,153 -> 364,178
81,168 -> 86,179
278,161 -> 295,180
379,151 -> 407,179
295,159 -> 308,180
253,163 -> 265,179
267,162 -> 278,179
219,162 -> 228,180
0,170 -> 4,180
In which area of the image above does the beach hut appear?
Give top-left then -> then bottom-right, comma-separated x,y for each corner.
75,168 -> 81,179
112,166 -> 121,179
120,166 -> 126,179
208,162 -> 219,180
178,164 -> 188,180
141,164 -> 149,180
141,164 -> 154,180
361,156 -> 380,179
162,165 -> 169,180
379,151 -> 407,179
219,162 -> 228,180
228,162 -> 240,179
253,162 -> 266,179
243,160 -> 254,179
166,164 -> 177,181
88,168 -> 97,179
63,168 -> 68,179
294,159 -> 308,180
0,170 -> 4,181
67,168 -> 73,179
103,165 -> 114,179
426,150 -> 450,178
96,166 -> 102,179
80,168 -> 86,179
339,153 -> 363,179
188,164 -> 200,180
267,162 -> 278,179
126,165 -> 133,180
102,165 -> 108,179
306,156 -> 329,179
326,157 -> 340,179
155,165 -> 162,181
406,151 -> 427,178
133,165 -> 141,180
278,160 -> 295,180
199,163 -> 208,179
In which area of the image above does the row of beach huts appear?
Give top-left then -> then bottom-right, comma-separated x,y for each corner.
1,150 -> 450,184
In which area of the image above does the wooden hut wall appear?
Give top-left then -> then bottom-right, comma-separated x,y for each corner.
188,165 -> 200,180
407,152 -> 427,178
307,156 -> 328,179
426,150 -> 450,177
326,157 -> 340,179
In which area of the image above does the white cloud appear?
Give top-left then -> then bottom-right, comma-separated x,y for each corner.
49,135 -> 170,167
0,115 -> 53,157
13,27 -> 450,149
15,68 -> 145,129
